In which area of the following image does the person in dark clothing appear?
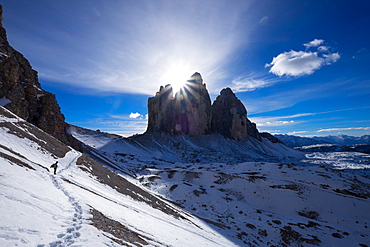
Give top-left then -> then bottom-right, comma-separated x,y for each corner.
50,161 -> 58,175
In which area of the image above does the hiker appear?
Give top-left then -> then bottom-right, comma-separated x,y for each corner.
50,161 -> 58,175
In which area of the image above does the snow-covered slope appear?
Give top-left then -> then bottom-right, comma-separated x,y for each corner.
69,125 -> 304,166
138,161 -> 370,246
0,106 -> 238,246
68,124 -> 370,246
2,107 -> 370,246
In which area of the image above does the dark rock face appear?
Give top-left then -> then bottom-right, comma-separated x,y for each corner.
147,84 -> 177,134
211,88 -> 248,140
260,132 -> 282,143
0,5 -> 68,143
147,72 -> 212,136
211,88 -> 261,141
147,73 -> 261,141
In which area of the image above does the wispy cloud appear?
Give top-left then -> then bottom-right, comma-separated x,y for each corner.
352,48 -> 368,59
17,1 -> 252,95
317,127 -> 370,132
250,107 -> 369,128
229,73 -> 280,93
245,77 -> 369,115
286,131 -> 307,135
250,115 -> 304,127
251,106 -> 370,124
265,39 -> 340,77
71,113 -> 148,137
257,120 -> 296,127
303,39 -> 324,48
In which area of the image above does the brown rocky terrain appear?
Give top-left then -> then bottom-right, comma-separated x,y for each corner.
0,5 -> 74,145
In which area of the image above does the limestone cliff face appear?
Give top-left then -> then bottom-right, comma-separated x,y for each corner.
147,72 -> 212,136
147,84 -> 177,134
175,73 -> 212,136
147,73 -> 261,141
211,88 -> 260,141
211,88 -> 247,140
0,5 -> 68,143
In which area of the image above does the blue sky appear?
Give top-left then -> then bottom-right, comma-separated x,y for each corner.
2,0 -> 370,137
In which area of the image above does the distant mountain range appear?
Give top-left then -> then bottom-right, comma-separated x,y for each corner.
275,134 -> 370,148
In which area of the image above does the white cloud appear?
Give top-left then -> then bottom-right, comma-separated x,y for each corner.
257,120 -> 295,127
323,52 -> 341,64
287,131 -> 307,135
265,51 -> 324,77
317,127 -> 370,132
129,112 -> 142,119
109,113 -> 148,120
266,39 -> 340,77
251,114 -> 300,127
304,39 -> 324,48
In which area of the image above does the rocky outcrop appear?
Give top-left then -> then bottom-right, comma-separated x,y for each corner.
211,88 -> 261,141
147,84 -> 177,134
147,72 -> 212,136
211,88 -> 248,140
260,132 -> 282,143
0,5 -> 68,143
147,73 -> 261,141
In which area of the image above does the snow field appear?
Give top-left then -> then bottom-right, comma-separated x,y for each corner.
60,158 -> 237,246
1,112 -> 239,246
138,162 -> 370,246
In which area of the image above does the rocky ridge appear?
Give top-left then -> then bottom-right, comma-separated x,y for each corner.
147,72 -> 261,141
0,5 -> 70,144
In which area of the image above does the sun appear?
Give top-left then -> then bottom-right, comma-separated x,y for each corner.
161,64 -> 192,93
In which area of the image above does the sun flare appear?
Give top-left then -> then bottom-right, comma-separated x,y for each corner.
161,64 -> 193,93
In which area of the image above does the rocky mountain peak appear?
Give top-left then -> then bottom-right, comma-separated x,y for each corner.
147,72 -> 212,136
0,5 -> 7,46
0,5 -> 69,144
187,72 -> 203,84
211,87 -> 261,141
146,73 -> 261,141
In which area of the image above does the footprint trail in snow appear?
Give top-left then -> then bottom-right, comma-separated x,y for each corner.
47,153 -> 83,247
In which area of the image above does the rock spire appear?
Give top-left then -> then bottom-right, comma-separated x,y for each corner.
146,72 -> 261,141
147,72 -> 212,136
211,88 -> 261,140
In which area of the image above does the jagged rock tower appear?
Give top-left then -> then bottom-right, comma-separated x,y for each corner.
0,5 -> 68,143
212,88 -> 261,141
146,72 -> 261,141
147,72 -> 212,136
